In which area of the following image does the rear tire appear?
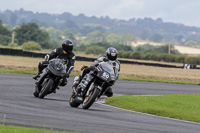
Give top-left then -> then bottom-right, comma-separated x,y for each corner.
39,78 -> 54,99
82,88 -> 100,109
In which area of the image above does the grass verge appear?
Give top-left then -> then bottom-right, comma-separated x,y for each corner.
0,125 -> 77,133
0,69 -> 37,75
119,77 -> 200,85
105,94 -> 200,123
0,68 -> 199,85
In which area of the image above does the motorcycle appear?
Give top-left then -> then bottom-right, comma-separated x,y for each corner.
69,61 -> 118,109
33,58 -> 67,99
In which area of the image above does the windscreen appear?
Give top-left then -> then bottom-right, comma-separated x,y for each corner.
99,62 -> 115,75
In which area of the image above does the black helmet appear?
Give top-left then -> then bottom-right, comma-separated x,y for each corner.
106,47 -> 118,61
62,39 -> 73,52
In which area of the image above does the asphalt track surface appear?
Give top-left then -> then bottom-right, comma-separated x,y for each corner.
0,73 -> 200,133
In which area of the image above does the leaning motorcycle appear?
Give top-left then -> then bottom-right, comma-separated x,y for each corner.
69,61 -> 118,109
33,58 -> 67,99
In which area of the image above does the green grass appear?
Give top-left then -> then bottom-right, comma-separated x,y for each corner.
105,94 -> 200,123
0,69 -> 78,77
0,68 -> 199,85
119,77 -> 200,85
0,125 -> 77,133
0,69 -> 37,75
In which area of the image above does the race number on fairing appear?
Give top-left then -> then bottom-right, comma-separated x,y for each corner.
101,72 -> 109,80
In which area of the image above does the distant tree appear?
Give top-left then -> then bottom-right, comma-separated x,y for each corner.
75,33 -> 82,40
80,26 -> 96,36
81,30 -> 103,45
185,40 -> 197,47
135,44 -> 155,53
0,20 -> 11,36
94,26 -> 106,33
49,38 -> 61,49
0,35 -> 11,45
63,29 -> 76,41
105,33 -> 122,45
46,27 -> 62,40
0,20 -> 11,45
122,33 -> 137,45
85,45 -> 105,55
150,34 -> 163,42
114,44 -> 133,51
14,22 -> 50,48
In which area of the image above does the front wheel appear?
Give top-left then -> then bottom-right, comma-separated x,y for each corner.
39,78 -> 54,99
82,87 -> 100,109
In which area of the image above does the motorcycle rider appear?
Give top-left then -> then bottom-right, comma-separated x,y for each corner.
73,47 -> 120,97
33,39 -> 75,96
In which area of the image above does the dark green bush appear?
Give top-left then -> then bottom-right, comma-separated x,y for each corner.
175,55 -> 186,63
22,41 -> 42,51
8,42 -> 18,48
132,51 -> 144,59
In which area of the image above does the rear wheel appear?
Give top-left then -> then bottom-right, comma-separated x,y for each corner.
82,87 -> 100,109
39,78 -> 54,99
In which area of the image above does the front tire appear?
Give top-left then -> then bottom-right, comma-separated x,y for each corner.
82,88 -> 100,109
39,78 -> 54,99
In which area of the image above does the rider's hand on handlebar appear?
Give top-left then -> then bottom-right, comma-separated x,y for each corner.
89,66 -> 96,71
44,55 -> 49,61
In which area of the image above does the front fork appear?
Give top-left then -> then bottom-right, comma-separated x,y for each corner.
72,76 -> 80,94
35,68 -> 48,92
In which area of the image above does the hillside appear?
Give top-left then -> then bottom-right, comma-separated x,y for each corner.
1,8 -> 200,43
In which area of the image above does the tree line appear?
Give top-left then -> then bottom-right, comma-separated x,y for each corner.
0,20 -> 137,50
1,20 -> 200,64
118,51 -> 200,64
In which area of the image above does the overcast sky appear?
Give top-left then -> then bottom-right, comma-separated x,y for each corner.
1,0 -> 200,27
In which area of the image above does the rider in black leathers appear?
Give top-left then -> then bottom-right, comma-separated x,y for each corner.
73,47 -> 120,97
33,39 -> 75,96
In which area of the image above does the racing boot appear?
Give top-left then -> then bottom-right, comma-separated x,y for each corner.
60,77 -> 68,86
104,87 -> 113,97
33,85 -> 39,97
32,73 -> 40,80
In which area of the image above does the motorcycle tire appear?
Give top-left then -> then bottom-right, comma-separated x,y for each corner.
39,78 -> 54,99
69,93 -> 81,107
82,88 -> 100,109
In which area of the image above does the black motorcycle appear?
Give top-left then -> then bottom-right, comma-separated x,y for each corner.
69,61 -> 118,109
34,58 -> 67,99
